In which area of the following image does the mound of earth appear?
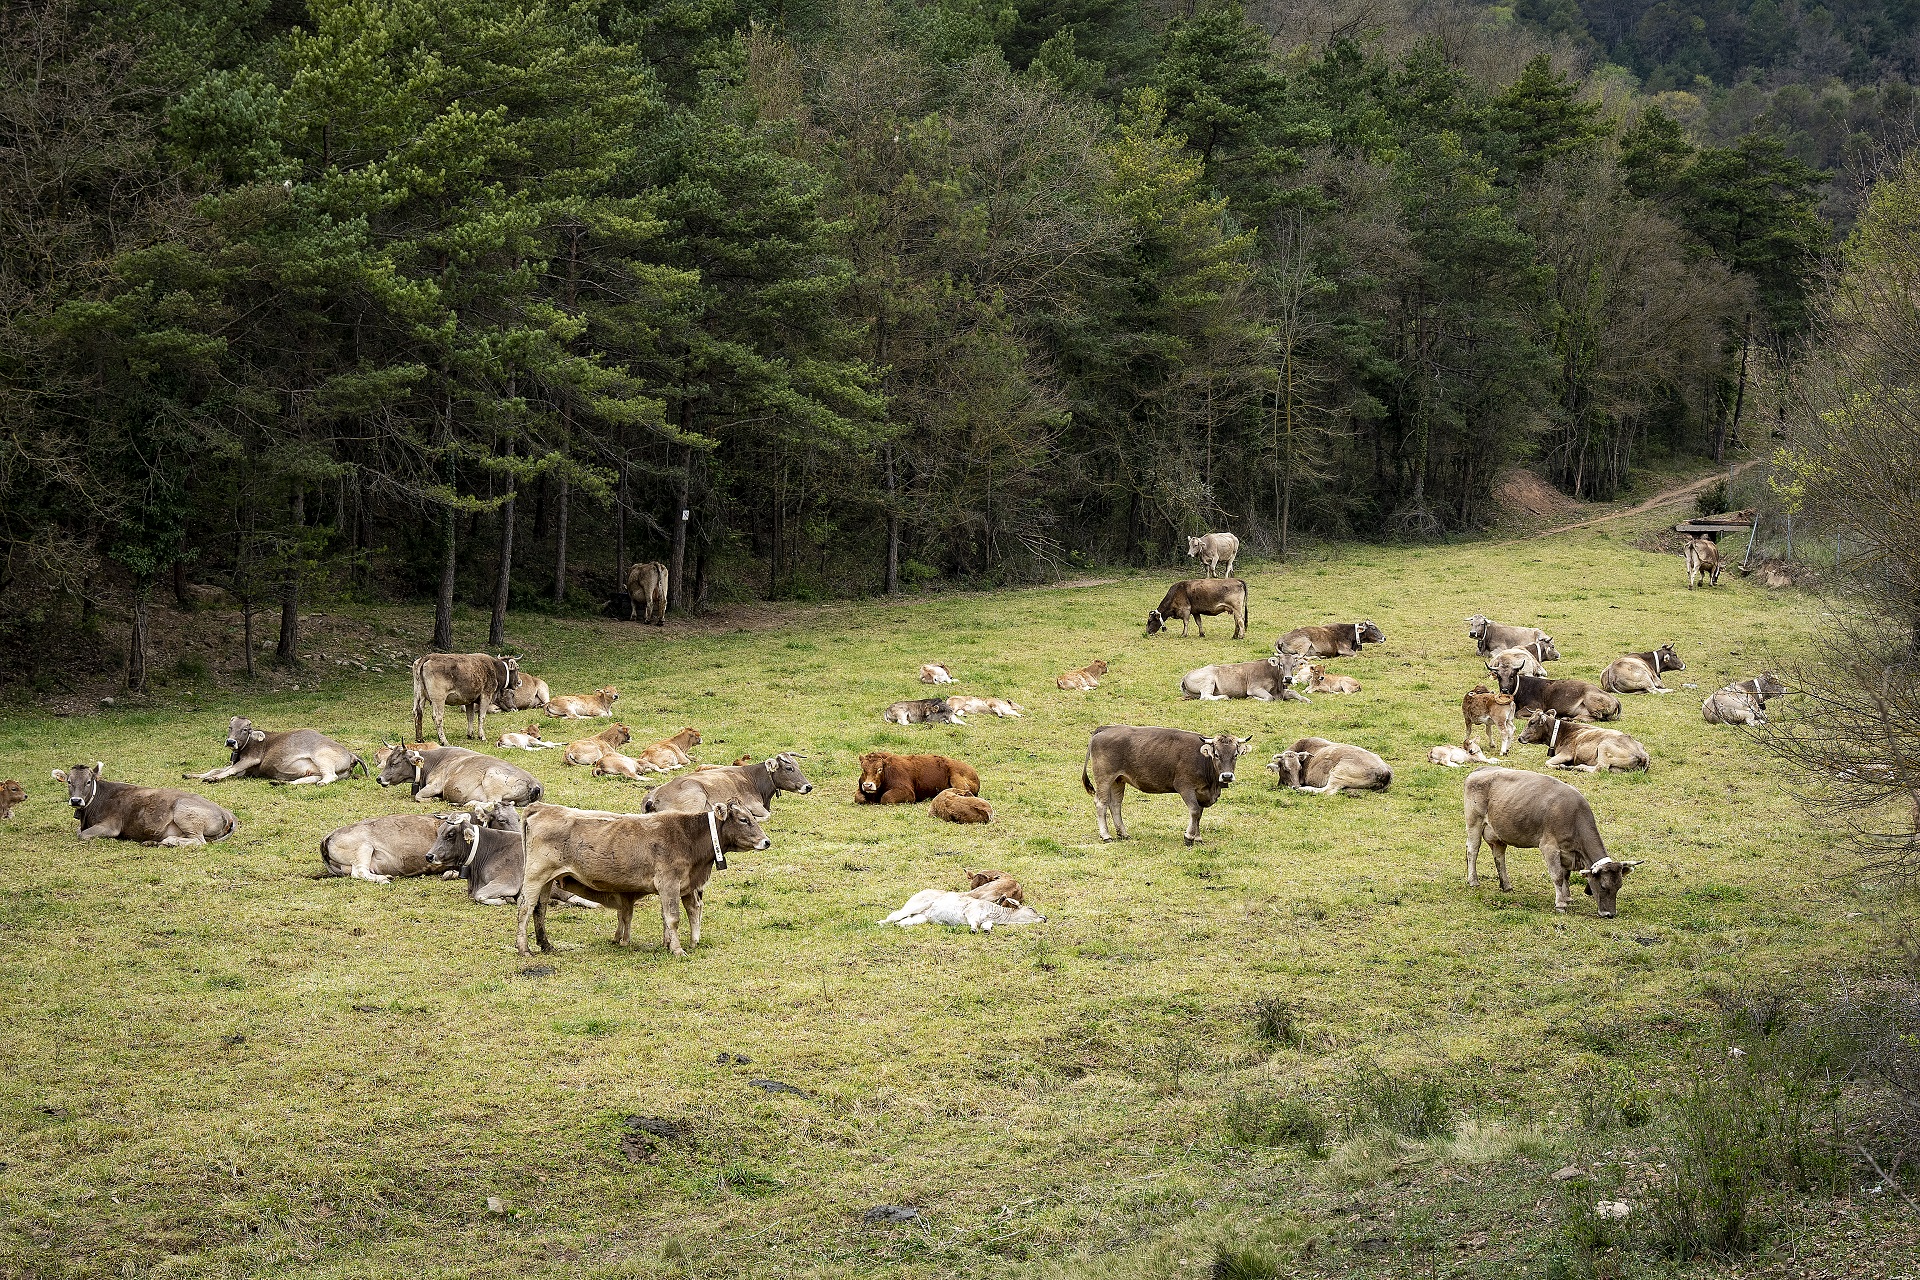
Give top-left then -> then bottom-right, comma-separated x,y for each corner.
1494,470 -> 1582,519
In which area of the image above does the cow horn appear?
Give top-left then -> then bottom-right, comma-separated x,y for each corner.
1624,860 -> 1645,868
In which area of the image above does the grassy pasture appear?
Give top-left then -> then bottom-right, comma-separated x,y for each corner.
0,519 -> 1908,1277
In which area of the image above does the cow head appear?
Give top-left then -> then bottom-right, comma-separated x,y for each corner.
1086,659 -> 1109,677
496,656 -> 521,693
1270,653 -> 1305,685
1466,615 -> 1490,642
1534,635 -> 1561,662
767,752 -> 813,795
711,801 -> 771,859
1199,733 -> 1252,787
604,724 -> 633,748
1146,610 -> 1166,636
51,762 -> 105,811
598,686 -> 619,705
1572,856 -> 1642,918
1186,536 -> 1205,557
1753,673 -> 1788,701
857,752 -> 890,796
374,744 -> 415,788
1518,709 -> 1563,746
1266,751 -> 1304,789
225,716 -> 265,754
424,811 -> 480,872
1490,663 -> 1522,696
1653,643 -> 1684,672
1356,620 -> 1386,644
0,779 -> 24,813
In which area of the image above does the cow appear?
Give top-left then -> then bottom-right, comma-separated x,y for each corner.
1702,674 -> 1788,726
931,789 -> 994,823
1429,743 -> 1491,768
563,724 -> 632,767
593,750 -> 659,781
1463,685 -> 1517,757
884,697 -> 962,725
856,752 -> 981,804
965,870 -> 1024,905
1497,671 -> 1622,722
0,779 -> 25,819
1601,644 -> 1685,695
184,716 -> 365,786
498,724 -> 561,750
51,763 -> 237,846
943,695 -> 1023,718
880,890 -> 1045,931
514,801 -> 772,956
920,663 -> 955,684
320,812 -> 444,883
1518,710 -> 1650,773
1463,766 -> 1640,917
1305,664 -> 1361,695
413,652 -> 520,745
1485,644 -> 1550,686
1685,536 -> 1723,589
645,752 -> 813,818
1268,737 -> 1392,796
546,687 -> 619,719
1146,579 -> 1248,639
1179,654 -> 1305,702
1057,659 -> 1109,691
1082,726 -> 1251,845
494,675 -> 552,713
1187,532 -> 1241,578
374,744 -> 543,807
1276,621 -> 1386,658
1466,616 -> 1560,660
627,561 -> 669,625
421,805 -> 604,907
630,728 -> 702,772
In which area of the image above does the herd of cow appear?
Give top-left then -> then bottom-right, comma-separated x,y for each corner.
8,534 -> 1786,951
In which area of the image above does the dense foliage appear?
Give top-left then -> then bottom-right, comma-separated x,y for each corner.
0,0 -> 1863,684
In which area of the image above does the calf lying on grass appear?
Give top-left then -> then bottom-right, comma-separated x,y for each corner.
1429,743 -> 1491,767
546,687 -> 619,719
931,789 -> 994,823
0,779 -> 22,819
498,725 -> 561,750
885,697 -> 961,725
943,695 -> 1022,718
1057,659 -> 1109,690
881,890 -> 1045,931
563,724 -> 632,767
920,663 -> 955,684
965,870 -> 1025,905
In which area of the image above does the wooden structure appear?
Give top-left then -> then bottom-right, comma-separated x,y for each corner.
1674,510 -> 1756,541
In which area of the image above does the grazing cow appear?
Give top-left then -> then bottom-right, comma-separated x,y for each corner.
1485,644 -> 1550,686
627,561 -> 669,625
881,890 -> 1045,931
1276,621 -> 1386,658
1463,685 -> 1517,757
413,652 -> 519,745
1602,644 -> 1685,695
1519,710 -> 1650,772
1180,654 -> 1305,702
944,695 -> 1022,718
931,789 -> 994,823
421,805 -> 603,908
374,744 -> 543,807
546,687 -> 619,719
563,724 -> 632,767
1082,726 -> 1251,845
920,663 -> 955,684
1187,532 -> 1241,578
515,801 -> 772,956
184,716 -> 365,786
965,870 -> 1024,905
0,779 -> 22,819
1463,767 -> 1639,917
1685,536 -> 1723,589
51,763 -> 237,846
494,675 -> 552,713
1497,671 -> 1622,722
885,697 -> 962,725
1147,579 -> 1248,639
319,812 -> 443,883
1306,664 -> 1361,695
1269,737 -> 1392,796
856,752 -> 981,804
1057,659 -> 1109,691
646,752 -> 813,818
1702,674 -> 1788,725
498,724 -> 561,750
1467,616 -> 1560,660
1430,743 -> 1491,767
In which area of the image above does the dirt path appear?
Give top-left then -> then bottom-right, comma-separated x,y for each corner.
1526,459 -> 1762,539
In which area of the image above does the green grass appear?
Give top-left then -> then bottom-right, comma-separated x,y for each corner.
0,521 -> 1911,1277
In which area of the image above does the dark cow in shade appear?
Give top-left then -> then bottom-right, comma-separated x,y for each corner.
1497,671 -> 1622,722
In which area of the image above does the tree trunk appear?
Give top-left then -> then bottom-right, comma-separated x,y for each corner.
551,473 -> 569,607
241,594 -> 255,679
172,560 -> 189,610
490,442 -> 515,648
433,502 -> 456,652
276,489 -> 303,667
884,442 -> 900,594
669,439 -> 691,612
128,582 -> 150,693
693,538 -> 708,613
1725,313 -> 1752,459
614,454 -> 627,590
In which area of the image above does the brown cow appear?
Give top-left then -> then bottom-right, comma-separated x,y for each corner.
546,687 -> 619,719
1305,664 -> 1361,694
1057,659 -> 1109,691
185,716 -> 365,786
421,805 -> 604,908
1497,671 -> 1622,722
632,727 -> 701,771
1268,737 -> 1392,795
1082,725 -> 1251,845
627,561 -> 669,625
932,789 -> 994,823
1685,536 -> 1722,589
1601,644 -> 1685,695
646,752 -> 813,818
494,675 -> 552,712
1518,710 -> 1650,772
965,870 -> 1024,905
1464,766 -> 1639,916
1276,620 -> 1385,658
413,652 -> 521,745
52,763 -> 237,846
1466,616 -> 1560,659
1463,685 -> 1516,757
320,812 -> 443,883
0,779 -> 24,819
563,724 -> 632,767
374,744 -> 543,807
1146,579 -> 1248,639
856,752 -> 981,804
515,802 -> 772,956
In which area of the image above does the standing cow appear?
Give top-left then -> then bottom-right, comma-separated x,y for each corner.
52,763 -> 237,846
413,652 -> 521,745
1463,767 -> 1639,917
185,716 -> 365,786
1146,579 -> 1249,639
1685,536 -> 1723,589
627,561 -> 669,625
1187,532 -> 1240,578
1082,726 -> 1251,845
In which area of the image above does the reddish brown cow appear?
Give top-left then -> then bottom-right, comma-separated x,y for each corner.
856,752 -> 981,804
0,779 -> 23,819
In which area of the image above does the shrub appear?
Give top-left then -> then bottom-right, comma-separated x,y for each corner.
1249,995 -> 1301,1047
1220,1090 -> 1328,1156
1579,1066 -> 1653,1132
1347,1066 -> 1453,1139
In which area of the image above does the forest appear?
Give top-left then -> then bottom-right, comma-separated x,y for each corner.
0,0 -> 1873,685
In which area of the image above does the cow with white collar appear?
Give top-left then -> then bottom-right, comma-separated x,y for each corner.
1463,767 -> 1640,917
185,716 -> 365,786
1276,620 -> 1385,659
422,803 -> 603,907
1601,644 -> 1685,695
52,763 -> 237,847
1702,674 -> 1788,725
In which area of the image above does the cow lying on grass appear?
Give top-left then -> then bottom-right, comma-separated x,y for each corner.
375,744 -> 543,806
1269,738 -> 1392,796
422,805 -> 603,907
53,763 -> 237,846
1498,671 -> 1622,722
1702,675 -> 1787,725
1083,726 -> 1249,845
563,724 -> 631,766
1180,654 -> 1304,702
185,716 -> 365,786
1057,659 -> 1108,690
1485,644 -> 1549,686
1518,710 -> 1650,773
1305,664 -> 1361,695
546,687 -> 619,719
1429,743 -> 1491,767
1276,620 -> 1385,658
646,753 -> 812,818
856,752 -> 980,804
498,725 -> 561,750
1467,615 -> 1559,660
1601,644 -> 1684,694
1463,766 -> 1639,917
0,779 -> 22,819
321,813 -> 443,883
943,695 -> 1022,718
494,675 -> 551,712
931,789 -> 994,823
885,697 -> 961,725
920,663 -> 955,684
881,890 -> 1044,931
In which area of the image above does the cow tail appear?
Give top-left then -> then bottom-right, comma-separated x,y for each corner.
348,753 -> 368,779
320,832 -> 338,873
1082,762 -> 1094,794
216,810 -> 239,842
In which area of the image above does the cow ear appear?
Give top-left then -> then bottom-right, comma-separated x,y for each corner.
1199,742 -> 1216,758
94,761 -> 104,776
250,730 -> 267,743
710,803 -> 726,819
50,769 -> 66,782
765,759 -> 777,773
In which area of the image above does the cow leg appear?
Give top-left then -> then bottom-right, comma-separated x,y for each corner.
1225,554 -> 1236,577
1543,845 -> 1572,911
1231,610 -> 1245,640
1465,820 -> 1483,885
1193,616 -> 1204,637
613,898 -> 635,946
186,763 -> 250,782
352,862 -> 393,884
1179,789 -> 1204,845
1247,688 -> 1271,701
683,888 -> 702,949
76,822 -> 121,841
431,699 -> 449,746
1093,780 -> 1113,841
658,886 -> 685,956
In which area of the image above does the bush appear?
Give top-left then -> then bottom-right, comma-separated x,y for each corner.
1347,1066 -> 1453,1139
1579,1065 -> 1653,1132
1220,1090 -> 1328,1156
1249,995 -> 1301,1047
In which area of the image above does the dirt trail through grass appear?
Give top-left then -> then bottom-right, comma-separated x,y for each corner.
1526,458 -> 1763,540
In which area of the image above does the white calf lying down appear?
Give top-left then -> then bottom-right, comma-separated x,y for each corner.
881,889 -> 1047,931
1429,742 -> 1490,767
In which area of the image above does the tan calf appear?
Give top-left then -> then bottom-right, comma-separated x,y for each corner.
1057,659 -> 1108,690
932,789 -> 995,823
546,686 -> 620,719
0,779 -> 23,819
563,724 -> 632,767
1463,685 -> 1515,757
1306,664 -> 1361,694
